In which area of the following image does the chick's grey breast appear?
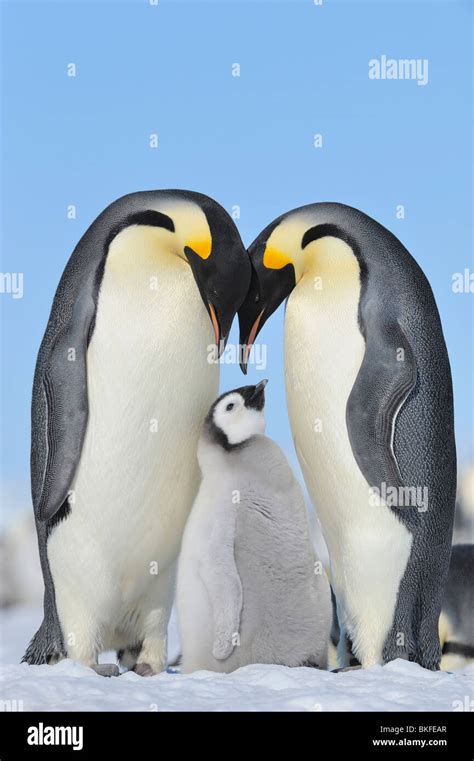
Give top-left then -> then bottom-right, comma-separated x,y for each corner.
231,435 -> 326,667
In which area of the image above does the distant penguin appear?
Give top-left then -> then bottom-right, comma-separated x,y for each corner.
177,381 -> 331,673
439,544 -> 474,671
328,588 -> 360,670
23,190 -> 250,676
453,466 -> 474,543
238,202 -> 456,670
329,546 -> 474,672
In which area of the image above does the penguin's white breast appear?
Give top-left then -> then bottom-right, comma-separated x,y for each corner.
47,227 -> 218,604
284,237 -> 412,662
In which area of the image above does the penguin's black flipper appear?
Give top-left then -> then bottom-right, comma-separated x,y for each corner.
346,317 -> 417,492
32,285 -> 97,522
31,192 -> 180,523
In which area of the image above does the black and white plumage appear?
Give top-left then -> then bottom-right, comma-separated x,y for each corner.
23,190 -> 250,674
238,202 -> 456,670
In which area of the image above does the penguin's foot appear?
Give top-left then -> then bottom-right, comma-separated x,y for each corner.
133,662 -> 157,677
91,663 -> 120,677
332,665 -> 363,673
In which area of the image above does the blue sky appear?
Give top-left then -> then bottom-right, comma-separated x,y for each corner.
1,0 -> 472,520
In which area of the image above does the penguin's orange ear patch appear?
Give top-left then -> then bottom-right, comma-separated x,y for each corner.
263,245 -> 293,270
187,237 -> 212,260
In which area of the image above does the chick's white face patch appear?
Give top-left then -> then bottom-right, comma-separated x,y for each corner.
213,393 -> 265,445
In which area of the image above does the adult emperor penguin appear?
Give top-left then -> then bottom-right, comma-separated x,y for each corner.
23,190 -> 250,676
177,381 -> 331,673
439,544 -> 474,671
238,202 -> 456,670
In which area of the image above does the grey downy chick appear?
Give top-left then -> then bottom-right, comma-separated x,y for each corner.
177,380 -> 331,673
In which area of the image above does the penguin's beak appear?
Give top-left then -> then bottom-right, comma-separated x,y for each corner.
185,243 -> 249,359
239,309 -> 265,374
238,259 -> 266,374
243,379 -> 268,410
238,245 -> 295,374
208,302 -> 231,357
208,303 -> 221,350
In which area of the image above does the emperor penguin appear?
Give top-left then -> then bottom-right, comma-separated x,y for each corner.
177,381 -> 331,673
23,190 -> 251,676
439,544 -> 474,671
238,202 -> 456,670
329,545 -> 474,672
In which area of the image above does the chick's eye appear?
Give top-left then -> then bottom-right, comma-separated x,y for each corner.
226,403 -> 234,412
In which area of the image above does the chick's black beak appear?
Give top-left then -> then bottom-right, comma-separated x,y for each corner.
244,379 -> 268,410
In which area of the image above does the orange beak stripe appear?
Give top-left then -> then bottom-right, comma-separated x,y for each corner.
244,309 -> 264,364
208,303 -> 220,346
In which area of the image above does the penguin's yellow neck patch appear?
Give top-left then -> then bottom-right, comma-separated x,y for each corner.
105,225 -> 181,278
262,214 -> 359,285
186,237 -> 212,260
102,198 -> 213,277
262,214 -> 313,280
303,236 -> 360,287
159,199 -> 212,261
263,245 -> 292,270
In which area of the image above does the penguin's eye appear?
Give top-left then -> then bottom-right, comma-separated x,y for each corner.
226,403 -> 235,412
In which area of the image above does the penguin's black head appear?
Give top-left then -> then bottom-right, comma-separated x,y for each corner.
238,213 -> 298,373
203,380 -> 268,451
106,191 -> 250,357
238,204 -> 364,373
179,192 -> 251,356
115,190 -> 252,354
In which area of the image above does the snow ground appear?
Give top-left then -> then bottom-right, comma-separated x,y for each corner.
0,606 -> 473,712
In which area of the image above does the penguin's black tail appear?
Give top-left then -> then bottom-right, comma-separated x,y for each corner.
21,618 -> 65,665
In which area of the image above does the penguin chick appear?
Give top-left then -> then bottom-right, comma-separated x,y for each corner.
177,380 -> 331,673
